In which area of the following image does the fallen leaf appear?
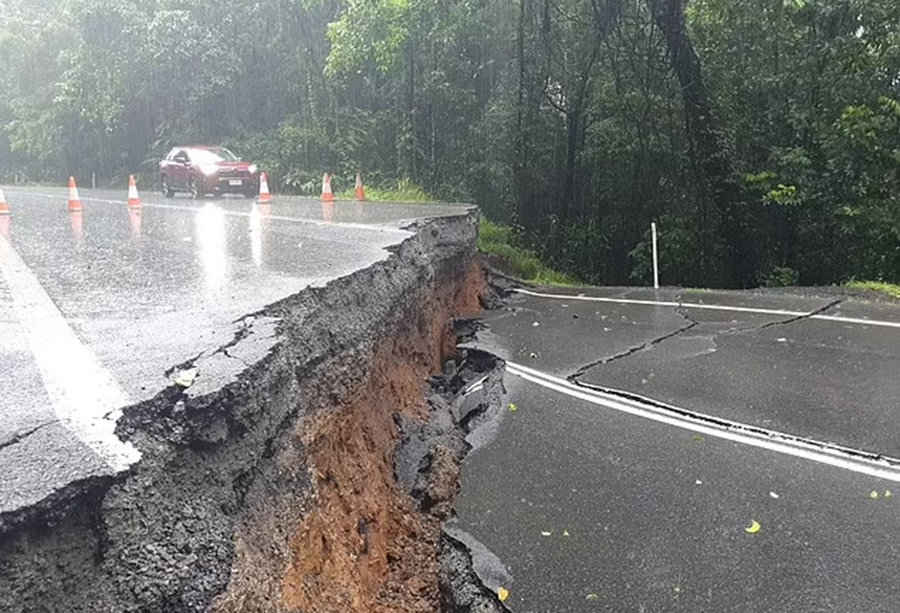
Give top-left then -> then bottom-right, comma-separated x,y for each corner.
870,490 -> 880,500
563,529 -> 571,537
673,586 -> 682,593
586,593 -> 599,601
532,321 -> 541,327
498,587 -> 509,602
541,531 -> 553,537
886,490 -> 893,498
745,520 -> 761,534
508,403 -> 518,412
174,368 -> 199,388
692,435 -> 705,443
769,492 -> 780,499
695,480 -> 703,485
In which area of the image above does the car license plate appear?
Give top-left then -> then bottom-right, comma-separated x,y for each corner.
229,179 -> 243,186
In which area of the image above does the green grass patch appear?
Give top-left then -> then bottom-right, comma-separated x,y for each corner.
845,280 -> 900,299
478,219 -> 579,286
335,178 -> 435,203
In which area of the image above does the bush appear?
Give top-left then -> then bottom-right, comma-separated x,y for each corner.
760,266 -> 800,288
478,219 -> 578,286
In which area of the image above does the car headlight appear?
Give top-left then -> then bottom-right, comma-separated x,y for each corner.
200,164 -> 218,175
248,164 -> 258,175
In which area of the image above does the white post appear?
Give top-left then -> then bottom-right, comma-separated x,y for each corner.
651,222 -> 659,289
91,172 -> 97,190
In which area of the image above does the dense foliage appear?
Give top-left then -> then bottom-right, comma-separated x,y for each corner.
1,0 -> 898,287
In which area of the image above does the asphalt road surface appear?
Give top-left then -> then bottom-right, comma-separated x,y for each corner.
458,286 -> 900,612
0,185 -> 468,517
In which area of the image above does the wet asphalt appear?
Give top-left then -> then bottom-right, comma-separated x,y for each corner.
0,185 -> 469,516
457,287 -> 900,612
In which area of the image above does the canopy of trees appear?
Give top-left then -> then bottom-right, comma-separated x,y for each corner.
1,0 -> 899,288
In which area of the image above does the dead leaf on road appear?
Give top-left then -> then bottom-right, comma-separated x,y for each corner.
498,587 -> 509,602
745,520 -> 761,534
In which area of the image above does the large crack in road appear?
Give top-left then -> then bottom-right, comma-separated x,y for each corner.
0,214 -> 510,613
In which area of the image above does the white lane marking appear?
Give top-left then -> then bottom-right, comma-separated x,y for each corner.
1,190 -> 423,235
515,288 -> 900,330
506,361 -> 900,482
0,233 -> 140,471
813,314 -> 900,329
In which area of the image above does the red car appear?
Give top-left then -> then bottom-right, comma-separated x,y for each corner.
159,146 -> 260,198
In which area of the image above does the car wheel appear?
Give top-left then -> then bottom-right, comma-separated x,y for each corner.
190,176 -> 202,199
161,175 -> 175,198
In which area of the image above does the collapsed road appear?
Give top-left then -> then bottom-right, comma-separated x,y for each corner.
0,188 -> 509,612
8,186 -> 900,613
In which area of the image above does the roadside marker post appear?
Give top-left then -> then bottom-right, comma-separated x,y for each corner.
651,222 -> 659,290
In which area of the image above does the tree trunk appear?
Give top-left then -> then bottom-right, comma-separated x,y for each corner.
515,0 -> 535,228
560,107 -> 581,227
647,0 -> 757,288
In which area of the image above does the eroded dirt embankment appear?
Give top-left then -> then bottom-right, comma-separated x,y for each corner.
0,214 -> 506,613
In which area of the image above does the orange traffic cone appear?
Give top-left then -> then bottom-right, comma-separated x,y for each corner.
68,176 -> 82,212
0,188 -> 9,215
258,172 -> 272,204
322,173 -> 334,203
127,175 -> 141,209
355,173 -> 366,202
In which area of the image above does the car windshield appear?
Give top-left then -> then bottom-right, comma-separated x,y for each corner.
188,148 -> 240,163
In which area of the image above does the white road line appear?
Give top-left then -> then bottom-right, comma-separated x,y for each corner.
1,190 -> 420,235
515,288 -> 900,330
813,314 -> 900,329
0,233 -> 139,471
506,361 -> 900,482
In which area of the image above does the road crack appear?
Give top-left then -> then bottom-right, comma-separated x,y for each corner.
722,298 -> 844,337
0,421 -> 59,452
569,303 -> 699,380
755,298 -> 843,330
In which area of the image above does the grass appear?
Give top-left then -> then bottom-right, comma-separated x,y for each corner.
478,219 -> 579,286
335,178 -> 435,203
844,280 -> 900,299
